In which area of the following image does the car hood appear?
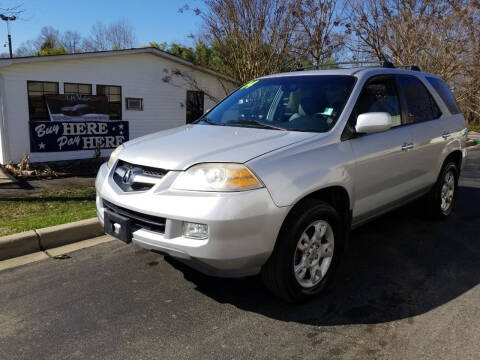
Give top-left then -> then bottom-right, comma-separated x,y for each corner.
118,124 -> 317,170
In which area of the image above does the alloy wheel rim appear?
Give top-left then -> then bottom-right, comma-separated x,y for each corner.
293,220 -> 334,288
440,170 -> 455,213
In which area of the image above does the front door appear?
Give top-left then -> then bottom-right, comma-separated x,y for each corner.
347,75 -> 418,224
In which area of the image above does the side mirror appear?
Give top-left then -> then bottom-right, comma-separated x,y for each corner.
355,112 -> 392,134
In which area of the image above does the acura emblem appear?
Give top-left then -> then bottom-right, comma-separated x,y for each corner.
122,168 -> 141,185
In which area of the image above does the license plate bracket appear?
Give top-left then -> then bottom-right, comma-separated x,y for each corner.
104,209 -> 132,244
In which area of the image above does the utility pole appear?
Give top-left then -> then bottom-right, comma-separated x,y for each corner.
0,14 -> 16,58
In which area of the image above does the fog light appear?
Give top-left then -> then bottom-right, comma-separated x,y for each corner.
183,222 -> 208,239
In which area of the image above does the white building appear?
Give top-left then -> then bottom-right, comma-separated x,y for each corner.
0,47 -> 237,164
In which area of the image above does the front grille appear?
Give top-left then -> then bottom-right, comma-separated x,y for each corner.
103,200 -> 166,233
117,160 -> 168,178
113,160 -> 168,192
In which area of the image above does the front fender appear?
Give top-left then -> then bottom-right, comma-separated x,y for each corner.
247,139 -> 355,208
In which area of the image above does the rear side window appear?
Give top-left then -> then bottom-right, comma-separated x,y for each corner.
396,75 -> 441,123
426,77 -> 461,114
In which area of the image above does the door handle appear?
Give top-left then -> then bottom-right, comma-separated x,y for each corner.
442,132 -> 451,140
402,142 -> 414,151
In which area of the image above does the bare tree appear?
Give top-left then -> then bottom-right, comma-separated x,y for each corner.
346,1 -> 469,73
34,26 -> 61,50
83,22 -> 109,51
199,0 -> 298,83
14,19 -> 136,55
83,19 -> 137,51
16,27 -> 75,56
452,0 -> 480,123
15,40 -> 36,56
15,26 -> 64,56
62,31 -> 82,53
107,19 -> 137,49
291,0 -> 347,66
345,0 -> 480,122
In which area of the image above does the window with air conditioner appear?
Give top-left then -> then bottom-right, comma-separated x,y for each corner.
126,98 -> 143,111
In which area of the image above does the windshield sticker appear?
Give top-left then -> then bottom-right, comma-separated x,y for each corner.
240,79 -> 259,89
321,107 -> 334,116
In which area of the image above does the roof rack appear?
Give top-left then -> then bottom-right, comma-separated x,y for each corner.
382,61 -> 395,68
295,61 -> 380,71
295,61 -> 421,72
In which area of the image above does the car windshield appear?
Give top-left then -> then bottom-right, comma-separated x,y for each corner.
197,75 -> 356,132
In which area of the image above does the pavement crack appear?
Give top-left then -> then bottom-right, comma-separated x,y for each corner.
34,229 -> 55,258
33,229 -> 45,252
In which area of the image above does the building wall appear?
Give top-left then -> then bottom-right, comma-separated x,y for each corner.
0,53 -> 236,164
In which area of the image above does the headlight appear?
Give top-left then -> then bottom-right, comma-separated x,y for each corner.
172,163 -> 263,192
107,144 -> 125,168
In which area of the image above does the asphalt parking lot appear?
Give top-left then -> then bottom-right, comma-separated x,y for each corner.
1,148 -> 479,360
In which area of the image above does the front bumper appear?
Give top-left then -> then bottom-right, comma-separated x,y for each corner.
96,162 -> 290,277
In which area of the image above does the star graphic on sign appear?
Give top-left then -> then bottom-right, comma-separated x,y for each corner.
120,131 -> 123,135
38,142 -> 46,150
119,124 -> 124,130
112,126 -> 116,131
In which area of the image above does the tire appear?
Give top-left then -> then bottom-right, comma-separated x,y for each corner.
425,161 -> 459,219
261,199 -> 346,303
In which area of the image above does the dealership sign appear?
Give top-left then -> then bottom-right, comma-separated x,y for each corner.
45,94 -> 110,122
29,94 -> 129,152
30,121 -> 129,152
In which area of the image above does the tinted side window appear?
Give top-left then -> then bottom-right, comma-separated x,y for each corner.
355,76 -> 402,127
426,77 -> 460,114
396,76 -> 441,123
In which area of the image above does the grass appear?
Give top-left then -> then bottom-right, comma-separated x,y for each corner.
0,187 -> 97,237
468,120 -> 480,132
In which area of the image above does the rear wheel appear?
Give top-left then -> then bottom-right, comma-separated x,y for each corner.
425,162 -> 458,219
261,200 -> 345,303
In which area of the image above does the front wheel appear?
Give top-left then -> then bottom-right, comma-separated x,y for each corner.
261,200 -> 345,303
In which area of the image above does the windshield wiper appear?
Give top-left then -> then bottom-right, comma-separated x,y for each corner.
286,128 -> 323,133
196,117 -> 225,126
226,119 -> 287,131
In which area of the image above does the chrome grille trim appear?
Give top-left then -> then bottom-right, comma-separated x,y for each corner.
113,160 -> 168,192
114,166 -> 159,185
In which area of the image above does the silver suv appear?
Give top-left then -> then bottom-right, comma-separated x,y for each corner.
96,66 -> 467,302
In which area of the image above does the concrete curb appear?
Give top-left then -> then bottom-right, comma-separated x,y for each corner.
0,218 -> 104,261
0,231 -> 40,260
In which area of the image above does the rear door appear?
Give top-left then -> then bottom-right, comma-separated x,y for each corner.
347,75 -> 418,223
425,75 -> 467,151
395,75 -> 445,189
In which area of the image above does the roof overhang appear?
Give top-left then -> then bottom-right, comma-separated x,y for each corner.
0,47 -> 238,84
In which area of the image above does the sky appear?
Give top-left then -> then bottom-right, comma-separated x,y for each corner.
0,0 -> 206,52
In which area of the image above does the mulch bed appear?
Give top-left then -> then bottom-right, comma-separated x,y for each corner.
3,156 -> 107,181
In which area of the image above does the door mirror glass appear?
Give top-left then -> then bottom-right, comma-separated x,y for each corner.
356,112 -> 392,134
